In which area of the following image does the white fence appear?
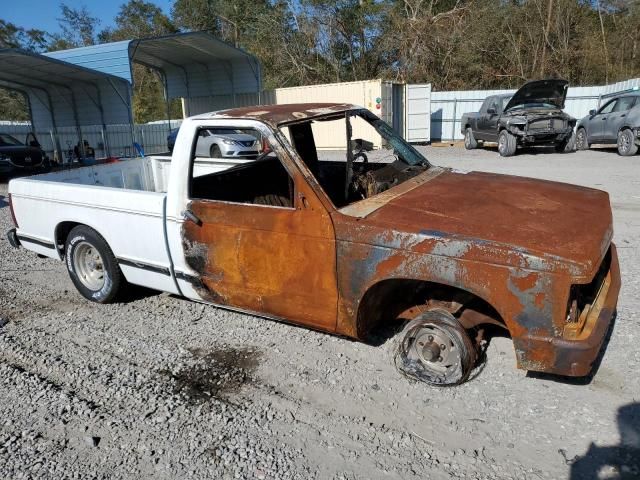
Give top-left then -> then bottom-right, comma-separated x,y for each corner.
0,122 -> 180,162
430,78 -> 640,141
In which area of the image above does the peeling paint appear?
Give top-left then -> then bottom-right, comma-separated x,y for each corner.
179,103 -> 620,379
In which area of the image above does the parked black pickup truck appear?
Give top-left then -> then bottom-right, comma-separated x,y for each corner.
460,79 -> 576,156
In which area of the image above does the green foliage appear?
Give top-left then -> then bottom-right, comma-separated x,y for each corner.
2,0 -> 640,122
100,0 -> 179,123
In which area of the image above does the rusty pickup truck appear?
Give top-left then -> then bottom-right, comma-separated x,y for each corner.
7,103 -> 620,386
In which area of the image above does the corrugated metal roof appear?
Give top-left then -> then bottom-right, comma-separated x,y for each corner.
0,48 -> 132,128
45,41 -> 132,81
0,48 -> 133,157
45,32 -> 261,103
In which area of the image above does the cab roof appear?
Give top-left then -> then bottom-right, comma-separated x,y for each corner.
195,103 -> 361,127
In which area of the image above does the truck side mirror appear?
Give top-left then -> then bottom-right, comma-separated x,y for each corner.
589,109 -> 596,116
487,108 -> 496,115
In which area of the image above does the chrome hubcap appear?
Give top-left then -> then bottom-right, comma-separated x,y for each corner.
73,241 -> 105,291
577,131 -> 586,148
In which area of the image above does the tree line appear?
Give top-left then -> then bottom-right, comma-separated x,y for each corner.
1,0 -> 639,123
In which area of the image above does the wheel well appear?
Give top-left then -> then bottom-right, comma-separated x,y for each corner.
357,279 -> 506,341
54,221 -> 83,257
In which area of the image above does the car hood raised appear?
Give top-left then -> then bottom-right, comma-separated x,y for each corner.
503,79 -> 569,112
361,169 -> 612,278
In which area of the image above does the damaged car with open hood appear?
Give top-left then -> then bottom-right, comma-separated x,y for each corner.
461,79 -> 577,156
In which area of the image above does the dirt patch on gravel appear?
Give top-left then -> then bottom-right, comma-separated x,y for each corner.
161,346 -> 261,403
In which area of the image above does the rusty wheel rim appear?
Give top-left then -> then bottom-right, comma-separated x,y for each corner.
410,325 -> 460,376
395,310 -> 476,386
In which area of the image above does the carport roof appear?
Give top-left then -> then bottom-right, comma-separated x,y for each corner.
0,48 -> 130,88
45,32 -> 262,101
0,48 -> 132,133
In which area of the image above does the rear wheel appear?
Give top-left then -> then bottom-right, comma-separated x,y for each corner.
394,309 -> 477,386
617,129 -> 638,156
575,127 -> 590,151
65,225 -> 123,303
464,128 -> 478,150
555,131 -> 576,153
498,130 -> 517,157
210,144 -> 222,158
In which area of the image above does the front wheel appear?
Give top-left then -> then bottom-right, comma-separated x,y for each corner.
498,130 -> 517,157
393,309 -> 477,386
464,128 -> 478,150
65,225 -> 124,303
555,131 -> 576,153
617,129 -> 638,156
210,144 -> 222,158
575,128 -> 590,151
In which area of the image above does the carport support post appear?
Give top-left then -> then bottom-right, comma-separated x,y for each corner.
162,71 -> 172,133
41,89 -> 63,164
101,127 -> 109,157
451,98 -> 457,142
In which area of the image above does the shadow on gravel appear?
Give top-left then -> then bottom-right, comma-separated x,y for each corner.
116,285 -> 161,303
568,402 -> 640,479
0,195 -> 8,209
477,145 -> 577,156
160,346 -> 261,404
526,311 -> 617,386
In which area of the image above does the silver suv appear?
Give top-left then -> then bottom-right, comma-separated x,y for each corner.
576,92 -> 640,156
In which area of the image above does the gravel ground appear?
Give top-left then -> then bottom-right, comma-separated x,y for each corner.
0,145 -> 639,479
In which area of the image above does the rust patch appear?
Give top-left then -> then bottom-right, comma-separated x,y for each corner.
179,104 -> 620,381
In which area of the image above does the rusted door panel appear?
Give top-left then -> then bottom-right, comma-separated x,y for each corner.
182,183 -> 338,332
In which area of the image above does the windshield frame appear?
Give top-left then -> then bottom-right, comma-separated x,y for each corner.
275,107 -> 433,212
353,109 -> 431,168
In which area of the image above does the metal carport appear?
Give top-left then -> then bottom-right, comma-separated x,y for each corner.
0,48 -> 133,162
45,31 -> 262,125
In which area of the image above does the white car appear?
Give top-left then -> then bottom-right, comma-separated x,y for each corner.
195,128 -> 261,158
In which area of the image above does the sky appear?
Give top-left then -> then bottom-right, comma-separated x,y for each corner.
4,0 -> 174,34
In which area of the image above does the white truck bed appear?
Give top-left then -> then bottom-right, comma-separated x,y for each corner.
8,154 -> 249,294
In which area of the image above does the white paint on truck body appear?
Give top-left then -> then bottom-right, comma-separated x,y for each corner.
8,117 -> 270,300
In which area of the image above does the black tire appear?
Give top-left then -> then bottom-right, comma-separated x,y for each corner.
555,131 -> 576,153
393,309 -> 477,386
464,127 -> 478,150
617,129 -> 638,156
65,225 -> 124,303
498,130 -> 517,157
575,127 -> 590,151
210,144 -> 222,158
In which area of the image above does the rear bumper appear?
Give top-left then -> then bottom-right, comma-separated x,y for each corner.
517,244 -> 621,377
6,228 -> 21,248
